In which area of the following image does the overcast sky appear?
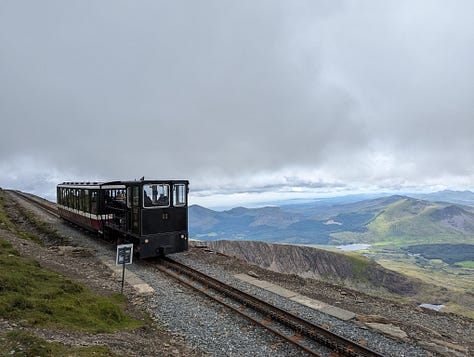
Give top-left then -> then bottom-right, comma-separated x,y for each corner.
1,1 -> 473,208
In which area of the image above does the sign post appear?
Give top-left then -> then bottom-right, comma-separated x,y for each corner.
116,244 -> 133,294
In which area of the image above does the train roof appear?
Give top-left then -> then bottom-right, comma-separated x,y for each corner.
57,179 -> 189,189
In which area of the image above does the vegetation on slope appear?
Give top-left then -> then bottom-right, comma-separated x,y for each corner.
332,197 -> 474,247
0,193 -> 66,245
191,195 -> 474,248
404,244 -> 474,265
0,236 -> 143,332
1,330 -> 121,357
0,191 -> 144,356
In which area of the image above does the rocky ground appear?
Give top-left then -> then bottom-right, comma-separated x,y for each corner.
1,190 -> 473,356
185,245 -> 473,356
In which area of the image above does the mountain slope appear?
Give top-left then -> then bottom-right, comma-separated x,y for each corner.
190,194 -> 474,246
358,198 -> 474,245
410,190 -> 474,206
205,240 -> 418,295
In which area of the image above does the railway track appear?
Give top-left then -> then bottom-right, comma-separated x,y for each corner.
12,190 -> 59,217
155,257 -> 385,357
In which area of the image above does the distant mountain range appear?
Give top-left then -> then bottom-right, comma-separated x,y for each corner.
189,190 -> 474,247
409,190 -> 474,206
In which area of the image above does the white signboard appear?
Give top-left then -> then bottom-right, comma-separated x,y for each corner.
116,243 -> 133,265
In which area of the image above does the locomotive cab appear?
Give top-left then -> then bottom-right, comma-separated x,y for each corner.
132,181 -> 189,257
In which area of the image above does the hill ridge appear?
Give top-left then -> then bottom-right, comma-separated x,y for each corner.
190,193 -> 474,246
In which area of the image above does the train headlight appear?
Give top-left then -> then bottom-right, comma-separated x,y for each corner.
180,234 -> 186,239
144,239 -> 149,244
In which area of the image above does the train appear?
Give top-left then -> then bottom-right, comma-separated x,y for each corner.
57,179 -> 189,258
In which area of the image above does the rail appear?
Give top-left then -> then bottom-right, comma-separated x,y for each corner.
12,191 -> 59,217
156,257 -> 385,357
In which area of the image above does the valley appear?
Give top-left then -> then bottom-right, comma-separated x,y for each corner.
190,190 -> 474,318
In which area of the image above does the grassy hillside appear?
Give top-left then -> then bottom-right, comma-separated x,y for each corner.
0,236 -> 143,333
403,244 -> 474,265
331,198 -> 474,247
0,191 -> 144,356
1,330 -> 122,357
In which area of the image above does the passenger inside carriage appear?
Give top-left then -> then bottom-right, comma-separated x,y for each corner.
157,193 -> 169,206
143,184 -> 170,207
144,191 -> 153,207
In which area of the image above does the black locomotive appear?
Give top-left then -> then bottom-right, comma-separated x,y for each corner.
57,180 -> 189,258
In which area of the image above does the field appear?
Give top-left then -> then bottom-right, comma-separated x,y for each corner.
364,246 -> 474,318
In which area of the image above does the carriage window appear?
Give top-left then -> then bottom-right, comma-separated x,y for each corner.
84,189 -> 89,213
79,190 -> 83,211
67,188 -> 71,207
173,184 -> 186,206
91,191 -> 98,214
104,189 -> 126,208
74,189 -> 77,208
127,187 -> 132,208
143,184 -> 169,208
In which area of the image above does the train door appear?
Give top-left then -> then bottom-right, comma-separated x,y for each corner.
170,183 -> 188,231
126,184 -> 140,235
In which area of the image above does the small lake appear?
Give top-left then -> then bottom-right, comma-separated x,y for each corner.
337,244 -> 372,251
419,303 -> 445,311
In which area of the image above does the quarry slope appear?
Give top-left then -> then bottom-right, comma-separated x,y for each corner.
205,240 -> 419,295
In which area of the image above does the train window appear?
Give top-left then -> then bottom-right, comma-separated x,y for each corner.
67,188 -> 72,208
104,189 -> 126,209
79,190 -> 84,211
173,184 -> 186,206
127,187 -> 132,208
143,184 -> 169,208
91,191 -> 98,214
64,189 -> 68,207
67,188 -> 71,207
84,189 -> 90,213
72,189 -> 77,209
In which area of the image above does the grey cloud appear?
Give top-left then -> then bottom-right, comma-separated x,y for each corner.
1,1 -> 473,198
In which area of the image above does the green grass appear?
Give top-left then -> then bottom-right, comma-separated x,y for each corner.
20,206 -> 66,244
377,257 -> 474,318
0,236 -> 143,333
1,192 -> 142,333
0,193 -> 66,245
454,261 -> 474,269
0,330 -> 121,357
341,252 -> 372,280
331,198 -> 474,248
0,195 -> 15,231
0,194 -> 42,244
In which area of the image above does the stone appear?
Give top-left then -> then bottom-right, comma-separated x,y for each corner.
356,314 -> 391,324
247,270 -> 260,278
365,322 -> 408,341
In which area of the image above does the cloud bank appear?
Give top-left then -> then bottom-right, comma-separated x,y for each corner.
1,1 -> 473,205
